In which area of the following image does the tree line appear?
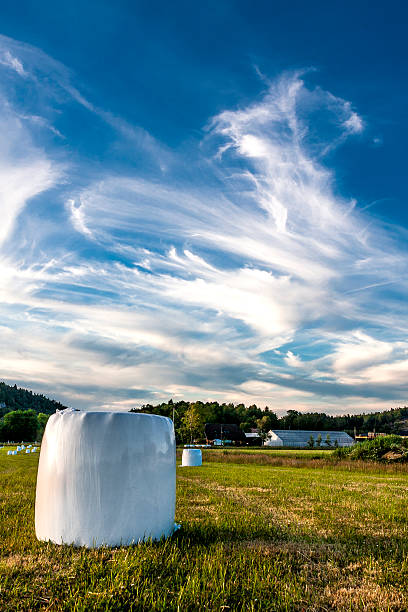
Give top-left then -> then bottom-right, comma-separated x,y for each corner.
0,410 -> 49,442
132,400 -> 408,444
1,380 -> 407,444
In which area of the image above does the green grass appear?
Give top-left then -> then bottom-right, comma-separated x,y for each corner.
1,449 -> 408,610
186,447 -> 331,456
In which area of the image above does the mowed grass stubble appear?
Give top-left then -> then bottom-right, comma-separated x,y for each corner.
0,447 -> 408,610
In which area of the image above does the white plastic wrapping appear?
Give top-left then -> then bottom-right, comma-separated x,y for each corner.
181,448 -> 202,466
35,411 -> 176,548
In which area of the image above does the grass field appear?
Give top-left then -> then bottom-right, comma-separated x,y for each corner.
201,447 -> 331,456
1,447 -> 408,610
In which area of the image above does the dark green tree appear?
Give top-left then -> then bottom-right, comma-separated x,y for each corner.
1,410 -> 38,442
282,410 -> 301,429
37,413 -> 50,439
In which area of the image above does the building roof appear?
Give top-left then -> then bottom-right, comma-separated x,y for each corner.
267,430 -> 354,445
204,423 -> 246,442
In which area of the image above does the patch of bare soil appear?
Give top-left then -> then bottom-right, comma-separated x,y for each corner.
382,451 -> 405,462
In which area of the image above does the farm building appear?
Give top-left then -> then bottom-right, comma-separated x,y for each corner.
244,432 -> 262,446
264,430 -> 354,448
205,423 -> 246,445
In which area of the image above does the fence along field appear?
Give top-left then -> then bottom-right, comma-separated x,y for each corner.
1,446 -> 408,610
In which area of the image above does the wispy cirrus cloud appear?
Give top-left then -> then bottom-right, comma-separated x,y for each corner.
0,35 -> 407,413
0,49 -> 27,76
0,100 -> 62,249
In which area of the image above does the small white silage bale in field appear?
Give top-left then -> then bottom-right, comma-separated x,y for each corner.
181,448 -> 202,467
35,410 -> 176,548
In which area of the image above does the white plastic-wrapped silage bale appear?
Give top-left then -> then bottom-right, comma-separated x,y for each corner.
35,410 -> 176,548
181,448 -> 202,466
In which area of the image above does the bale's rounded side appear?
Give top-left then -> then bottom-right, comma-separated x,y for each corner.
35,411 -> 176,547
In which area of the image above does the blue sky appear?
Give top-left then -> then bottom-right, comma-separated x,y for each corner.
0,1 -> 407,413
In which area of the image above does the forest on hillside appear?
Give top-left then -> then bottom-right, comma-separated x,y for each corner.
0,382 -> 68,417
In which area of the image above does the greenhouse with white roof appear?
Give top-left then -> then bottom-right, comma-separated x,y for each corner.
264,430 -> 354,448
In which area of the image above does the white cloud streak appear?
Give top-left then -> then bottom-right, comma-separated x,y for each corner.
0,50 -> 26,76
0,37 -> 407,412
0,102 -> 62,248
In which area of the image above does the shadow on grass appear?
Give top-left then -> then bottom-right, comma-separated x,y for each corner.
168,518 -> 408,565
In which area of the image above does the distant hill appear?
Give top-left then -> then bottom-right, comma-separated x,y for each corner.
0,382 -> 68,417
